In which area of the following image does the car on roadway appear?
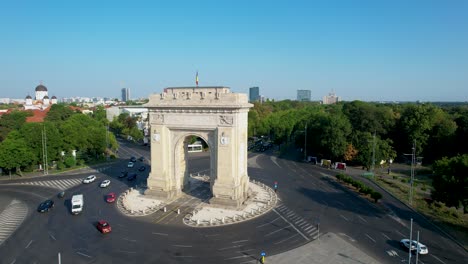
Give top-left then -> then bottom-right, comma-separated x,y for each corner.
106,192 -> 116,203
37,200 -> 54,213
119,171 -> 128,178
96,220 -> 112,234
128,162 -> 135,168
138,156 -> 145,162
400,239 -> 428,255
57,191 -> 65,198
128,173 -> 137,181
100,180 -> 111,188
83,175 -> 96,184
130,156 -> 137,162
138,166 -> 146,172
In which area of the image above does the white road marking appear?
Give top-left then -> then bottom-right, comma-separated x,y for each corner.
224,255 -> 252,260
232,240 -> 248,244
218,245 -> 243,251
431,255 -> 447,264
172,244 -> 193,248
365,233 -> 376,243
273,209 -> 310,241
48,232 -> 56,241
122,238 -> 137,242
265,226 -> 290,237
340,214 -> 349,221
338,233 -> 356,242
381,232 -> 391,240
116,250 -> 136,254
76,252 -> 92,258
25,240 -> 33,249
395,230 -> 405,237
274,234 -> 299,245
152,232 -> 168,236
256,217 -> 280,228
358,215 -> 368,223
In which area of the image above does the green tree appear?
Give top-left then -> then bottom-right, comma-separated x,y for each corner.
0,131 -> 35,176
45,104 -> 76,123
0,110 -> 32,141
432,154 -> 468,213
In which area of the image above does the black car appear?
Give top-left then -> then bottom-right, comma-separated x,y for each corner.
138,156 -> 144,162
57,191 -> 65,198
138,166 -> 146,172
127,173 -> 137,181
119,171 -> 128,178
130,156 -> 137,162
37,200 -> 54,213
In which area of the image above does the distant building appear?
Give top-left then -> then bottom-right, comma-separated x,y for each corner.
322,90 -> 340,105
24,83 -> 58,110
297,90 -> 311,101
121,88 -> 130,102
249,87 -> 260,102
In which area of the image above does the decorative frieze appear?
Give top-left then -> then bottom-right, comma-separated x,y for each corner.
219,115 -> 234,126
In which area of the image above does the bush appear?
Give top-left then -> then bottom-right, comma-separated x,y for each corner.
371,191 -> 383,203
400,178 -> 407,183
56,162 -> 65,170
392,176 -> 398,180
64,156 -> 76,168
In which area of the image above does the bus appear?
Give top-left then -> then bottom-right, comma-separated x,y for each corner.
187,144 -> 203,153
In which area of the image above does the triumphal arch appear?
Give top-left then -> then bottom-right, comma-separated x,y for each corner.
144,87 -> 252,208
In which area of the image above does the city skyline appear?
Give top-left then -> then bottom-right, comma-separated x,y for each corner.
1,1 -> 467,102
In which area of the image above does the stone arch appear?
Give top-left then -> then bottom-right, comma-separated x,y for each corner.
172,131 -> 214,196
144,87 -> 252,208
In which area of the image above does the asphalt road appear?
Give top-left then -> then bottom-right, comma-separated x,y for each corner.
0,140 -> 466,263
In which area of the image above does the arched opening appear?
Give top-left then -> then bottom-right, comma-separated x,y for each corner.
174,134 -> 212,200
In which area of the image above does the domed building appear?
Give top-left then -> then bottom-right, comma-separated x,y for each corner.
35,84 -> 48,100
24,83 -> 57,110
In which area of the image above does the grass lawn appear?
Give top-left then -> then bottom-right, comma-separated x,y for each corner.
371,164 -> 468,250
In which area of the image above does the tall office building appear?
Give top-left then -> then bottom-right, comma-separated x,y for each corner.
249,87 -> 260,102
297,90 -> 311,101
121,88 -> 130,102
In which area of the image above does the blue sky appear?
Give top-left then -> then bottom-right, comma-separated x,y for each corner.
1,0 -> 467,101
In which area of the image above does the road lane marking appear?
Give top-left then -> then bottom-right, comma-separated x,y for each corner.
395,230 -> 405,237
358,215 -> 368,223
152,232 -> 168,236
25,240 -> 33,249
273,209 -> 309,241
275,234 -> 299,245
265,226 -> 290,237
48,232 -> 56,241
76,252 -> 92,258
232,240 -> 248,244
431,255 -> 447,264
116,250 -> 136,254
218,245 -> 243,251
122,238 -> 137,242
381,232 -> 391,240
365,233 -> 376,243
340,214 -> 349,221
256,217 -> 280,228
224,255 -> 252,260
172,244 -> 193,248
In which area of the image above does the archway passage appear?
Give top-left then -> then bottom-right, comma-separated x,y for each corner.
181,136 -> 212,200
144,87 -> 252,209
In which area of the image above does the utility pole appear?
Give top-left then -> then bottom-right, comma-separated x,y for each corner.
106,124 -> 109,160
416,230 -> 420,264
304,123 -> 307,161
409,218 -> 413,263
409,140 -> 416,205
42,125 -> 48,175
371,132 -> 376,176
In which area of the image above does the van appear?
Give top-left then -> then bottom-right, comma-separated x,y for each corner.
71,194 -> 84,215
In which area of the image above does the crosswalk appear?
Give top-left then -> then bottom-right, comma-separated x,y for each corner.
0,200 -> 28,246
275,204 -> 319,240
10,178 -> 83,191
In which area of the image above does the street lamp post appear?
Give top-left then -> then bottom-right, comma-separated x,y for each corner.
304,124 -> 307,161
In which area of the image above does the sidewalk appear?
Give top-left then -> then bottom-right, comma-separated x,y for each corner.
247,232 -> 379,264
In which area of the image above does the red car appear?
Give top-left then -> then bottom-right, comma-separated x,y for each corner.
106,192 -> 116,203
97,220 -> 112,234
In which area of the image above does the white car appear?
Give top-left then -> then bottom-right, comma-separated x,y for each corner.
128,162 -> 134,168
83,175 -> 96,184
100,180 -> 111,188
400,239 -> 429,255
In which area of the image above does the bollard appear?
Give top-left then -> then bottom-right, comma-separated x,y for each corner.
210,218 -> 213,225
233,215 -> 236,221
177,209 -> 180,214
251,209 -> 254,214
131,210 -> 134,214
163,207 -> 167,212
196,219 -> 199,225
222,217 -> 225,223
